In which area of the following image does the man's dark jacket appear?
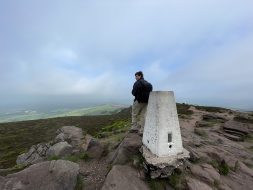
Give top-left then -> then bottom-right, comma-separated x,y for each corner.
132,78 -> 152,103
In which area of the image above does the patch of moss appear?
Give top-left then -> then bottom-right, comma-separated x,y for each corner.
210,160 -> 229,175
213,179 -> 220,188
148,178 -> 170,190
74,175 -> 83,190
244,134 -> 253,144
194,128 -> 208,138
219,161 -> 230,175
168,170 -> 186,190
210,160 -> 219,169
95,120 -> 130,139
131,153 -> 145,169
48,155 -> 61,161
48,153 -> 90,163
79,152 -> 90,161
0,164 -> 28,176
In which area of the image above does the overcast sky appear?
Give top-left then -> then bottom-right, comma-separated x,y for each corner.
1,0 -> 253,111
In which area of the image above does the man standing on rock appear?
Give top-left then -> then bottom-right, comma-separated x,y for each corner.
131,71 -> 153,134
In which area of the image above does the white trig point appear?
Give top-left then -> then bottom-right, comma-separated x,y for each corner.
142,91 -> 189,178
143,91 -> 183,156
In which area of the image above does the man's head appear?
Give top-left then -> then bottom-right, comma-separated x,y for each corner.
135,71 -> 143,80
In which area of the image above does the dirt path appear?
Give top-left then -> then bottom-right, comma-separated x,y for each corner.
79,158 -> 110,190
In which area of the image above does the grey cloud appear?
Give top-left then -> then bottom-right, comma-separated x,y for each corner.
0,0 -> 253,110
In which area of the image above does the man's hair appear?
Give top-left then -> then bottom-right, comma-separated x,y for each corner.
135,71 -> 144,78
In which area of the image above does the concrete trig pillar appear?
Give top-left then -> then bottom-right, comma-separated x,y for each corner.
143,91 -> 183,157
141,91 -> 189,178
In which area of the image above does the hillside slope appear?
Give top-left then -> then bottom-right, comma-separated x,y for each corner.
1,104 -> 253,190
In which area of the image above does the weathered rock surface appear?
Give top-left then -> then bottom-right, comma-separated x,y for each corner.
0,160 -> 79,190
238,161 -> 253,178
186,177 -> 213,190
101,165 -> 149,190
86,138 -> 105,159
190,164 -> 220,185
202,114 -> 226,122
46,141 -> 73,157
112,132 -> 142,165
142,145 -> 189,179
16,143 -> 50,165
221,169 -> 253,190
222,120 -> 250,141
224,120 -> 251,133
16,126 -> 90,165
55,126 -> 87,152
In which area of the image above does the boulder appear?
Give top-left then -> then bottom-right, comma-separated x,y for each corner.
112,133 -> 142,165
81,134 -> 93,152
86,138 -> 105,159
55,126 -> 85,152
222,120 -> 252,141
0,160 -> 79,190
101,165 -> 149,190
55,133 -> 67,143
16,143 -> 50,165
16,126 -> 89,166
46,142 -> 73,158
223,120 -> 250,135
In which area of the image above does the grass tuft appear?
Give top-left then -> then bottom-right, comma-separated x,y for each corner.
210,160 -> 230,175
74,175 -> 83,190
168,170 -> 187,190
48,152 -> 90,163
194,128 -> 208,138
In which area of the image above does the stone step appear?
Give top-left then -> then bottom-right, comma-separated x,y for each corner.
223,126 -> 248,135
223,120 -> 249,135
223,129 -> 246,137
223,133 -> 243,141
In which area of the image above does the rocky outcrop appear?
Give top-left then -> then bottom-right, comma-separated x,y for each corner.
46,141 -> 73,157
222,120 -> 251,141
55,126 -> 88,152
0,160 -> 79,190
111,132 -> 142,165
202,114 -> 227,122
101,165 -> 149,190
16,126 -> 90,165
16,143 -> 51,165
86,138 -> 105,159
238,161 -> 253,178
